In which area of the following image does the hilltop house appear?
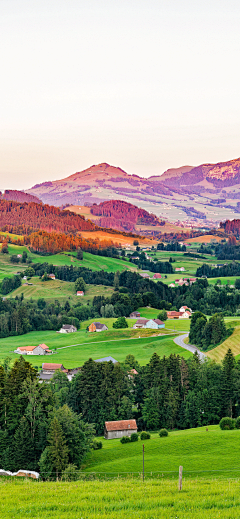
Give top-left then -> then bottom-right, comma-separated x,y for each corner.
104,419 -> 137,440
133,318 -> 165,329
15,343 -> 51,355
58,324 -> 77,333
88,322 -> 108,332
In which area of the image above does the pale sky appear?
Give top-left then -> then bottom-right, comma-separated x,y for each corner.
0,0 -> 240,190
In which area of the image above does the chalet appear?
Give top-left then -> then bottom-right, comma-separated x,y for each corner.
104,419 -> 137,440
153,273 -> 162,279
179,306 -> 192,313
133,318 -> 165,329
88,322 -> 108,332
77,291 -> 84,296
95,356 -> 118,364
129,311 -> 141,318
15,343 -> 51,355
58,324 -> 77,333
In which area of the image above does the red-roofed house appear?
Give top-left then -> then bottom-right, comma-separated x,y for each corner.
153,273 -> 162,279
15,344 -> 51,355
77,291 -> 84,296
104,419 -> 137,439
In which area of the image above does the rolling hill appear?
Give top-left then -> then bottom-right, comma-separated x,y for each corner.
25,158 -> 240,225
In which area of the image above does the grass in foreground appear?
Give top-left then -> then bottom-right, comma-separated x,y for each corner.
1,477 -> 240,518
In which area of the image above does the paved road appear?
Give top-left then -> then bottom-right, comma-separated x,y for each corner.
174,333 -> 206,361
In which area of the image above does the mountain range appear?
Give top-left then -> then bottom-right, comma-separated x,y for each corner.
21,157 -> 240,225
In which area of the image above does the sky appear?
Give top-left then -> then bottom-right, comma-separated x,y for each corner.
0,0 -> 240,190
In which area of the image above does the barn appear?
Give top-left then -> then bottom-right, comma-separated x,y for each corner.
104,419 -> 137,439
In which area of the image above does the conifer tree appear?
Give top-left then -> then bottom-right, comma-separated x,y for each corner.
47,417 -> 69,480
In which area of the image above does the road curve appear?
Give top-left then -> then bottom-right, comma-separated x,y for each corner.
174,333 -> 206,361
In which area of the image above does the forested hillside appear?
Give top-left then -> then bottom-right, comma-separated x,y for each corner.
90,200 -> 163,232
0,200 -> 96,235
0,190 -> 40,204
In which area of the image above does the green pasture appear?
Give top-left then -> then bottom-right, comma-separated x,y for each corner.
2,244 -> 137,273
0,325 -> 191,368
1,476 -> 240,519
6,277 -> 114,303
85,425 -> 240,479
208,276 -> 239,286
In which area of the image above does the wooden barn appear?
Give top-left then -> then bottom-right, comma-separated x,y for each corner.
104,419 -> 137,439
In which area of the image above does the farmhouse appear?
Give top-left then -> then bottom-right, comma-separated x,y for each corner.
167,311 -> 183,319
179,306 -> 192,313
139,273 -> 150,279
153,273 -> 162,279
48,274 -> 56,280
15,343 -> 51,355
77,291 -> 84,296
39,363 -> 81,382
129,311 -> 141,318
58,324 -> 77,333
104,419 -> 137,439
133,318 -> 165,329
88,322 -> 108,332
175,267 -> 185,272
169,283 -> 176,287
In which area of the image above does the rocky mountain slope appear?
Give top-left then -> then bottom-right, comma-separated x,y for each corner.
26,158 -> 240,225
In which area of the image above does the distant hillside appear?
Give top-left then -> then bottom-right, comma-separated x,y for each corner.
26,158 -> 240,224
0,200 -> 96,235
0,190 -> 41,204
90,200 -> 163,232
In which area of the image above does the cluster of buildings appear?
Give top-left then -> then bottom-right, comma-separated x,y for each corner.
169,277 -> 197,288
167,306 -> 192,319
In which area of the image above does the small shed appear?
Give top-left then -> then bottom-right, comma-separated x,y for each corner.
104,419 -> 137,439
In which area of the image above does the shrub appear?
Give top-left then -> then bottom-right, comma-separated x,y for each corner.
62,464 -> 79,481
236,417 -> 240,429
92,440 -> 103,450
130,433 -> 138,442
140,431 -> 151,440
120,436 -> 131,444
113,316 -> 128,329
159,428 -> 168,437
219,417 -> 235,430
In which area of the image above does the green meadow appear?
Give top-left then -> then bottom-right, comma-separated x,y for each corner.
0,323 -> 191,368
85,425 -> 240,478
1,476 -> 240,518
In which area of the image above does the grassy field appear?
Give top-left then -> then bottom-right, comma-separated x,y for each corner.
207,324 -> 240,362
6,277 -> 114,303
1,477 -> 240,518
0,325 -> 192,368
84,425 -> 240,478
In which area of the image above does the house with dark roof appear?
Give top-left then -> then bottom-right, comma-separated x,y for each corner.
129,311 -> 141,319
88,322 -> 108,332
58,324 -> 77,333
104,419 -> 137,439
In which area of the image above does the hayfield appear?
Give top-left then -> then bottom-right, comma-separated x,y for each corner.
183,234 -> 223,244
207,324 -> 240,362
1,477 -> 240,518
0,326 -> 191,368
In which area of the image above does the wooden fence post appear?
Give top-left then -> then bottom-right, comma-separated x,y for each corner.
178,465 -> 183,491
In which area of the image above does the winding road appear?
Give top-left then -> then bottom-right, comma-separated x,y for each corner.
174,333 -> 206,361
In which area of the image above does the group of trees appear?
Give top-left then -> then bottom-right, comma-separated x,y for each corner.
90,200 -> 161,232
189,312 -> 231,350
157,241 -> 186,252
196,262 -> 240,278
0,357 -> 94,478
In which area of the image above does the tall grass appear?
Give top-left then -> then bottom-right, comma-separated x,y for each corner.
1,477 -> 240,518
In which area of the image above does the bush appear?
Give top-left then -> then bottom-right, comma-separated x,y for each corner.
236,417 -> 240,429
159,428 -> 168,437
92,440 -> 103,450
130,433 -> 138,442
113,316 -> 128,329
120,436 -> 131,444
219,417 -> 235,430
62,464 -> 79,481
140,431 -> 151,440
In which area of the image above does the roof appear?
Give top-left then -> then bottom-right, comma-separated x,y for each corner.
153,319 -> 164,325
42,363 -> 64,370
92,322 -> 107,329
17,346 -> 35,352
135,318 -> 149,325
95,356 -> 118,364
153,273 -> 162,278
77,291 -> 84,294
38,343 -> 49,350
105,419 -> 137,432
62,324 -> 76,329
167,311 -> 183,316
